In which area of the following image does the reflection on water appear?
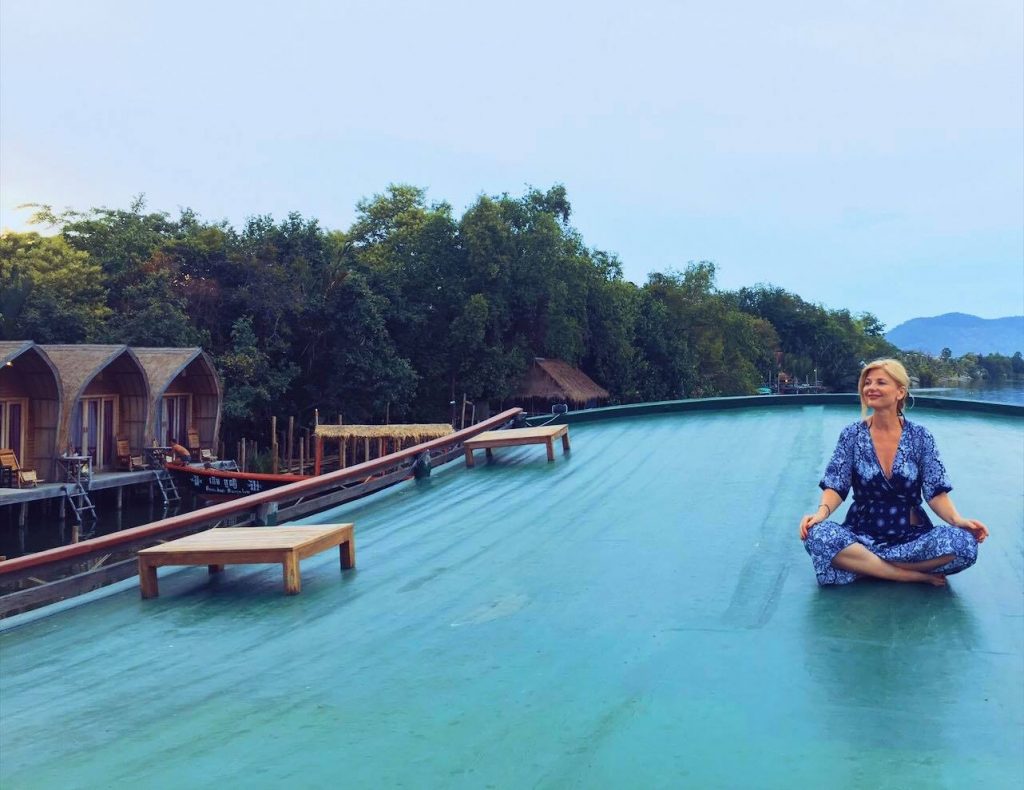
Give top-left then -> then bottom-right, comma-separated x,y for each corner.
0,486 -> 199,559
800,583 -> 981,753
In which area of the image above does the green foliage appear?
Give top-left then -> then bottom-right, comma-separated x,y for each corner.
0,231 -> 110,341
10,185 -> 944,449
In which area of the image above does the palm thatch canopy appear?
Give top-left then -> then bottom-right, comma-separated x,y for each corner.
0,341 -> 62,472
41,344 -> 150,463
512,358 -> 609,409
133,347 -> 222,448
315,424 -> 454,442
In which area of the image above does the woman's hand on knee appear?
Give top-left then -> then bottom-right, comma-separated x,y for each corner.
799,513 -> 823,541
955,518 -> 989,543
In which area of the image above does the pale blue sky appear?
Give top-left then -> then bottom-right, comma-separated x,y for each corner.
2,0 -> 1021,328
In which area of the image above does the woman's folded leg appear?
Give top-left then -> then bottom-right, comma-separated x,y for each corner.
880,525 -> 979,576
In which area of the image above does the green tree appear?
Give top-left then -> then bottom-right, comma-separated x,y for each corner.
0,231 -> 110,341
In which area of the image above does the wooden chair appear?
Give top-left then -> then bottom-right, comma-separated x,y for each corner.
116,438 -> 144,471
187,428 -> 201,460
0,448 -> 41,487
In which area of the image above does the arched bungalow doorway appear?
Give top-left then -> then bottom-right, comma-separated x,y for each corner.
0,341 -> 62,476
134,348 -> 222,452
43,345 -> 150,472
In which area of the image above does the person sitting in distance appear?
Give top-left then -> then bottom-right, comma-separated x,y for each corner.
169,442 -> 192,464
799,358 -> 988,586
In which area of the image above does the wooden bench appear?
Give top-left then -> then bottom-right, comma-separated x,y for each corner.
137,524 -> 355,598
463,425 -> 570,467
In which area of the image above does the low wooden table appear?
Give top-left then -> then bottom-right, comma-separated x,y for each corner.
463,425 -> 570,467
137,524 -> 355,598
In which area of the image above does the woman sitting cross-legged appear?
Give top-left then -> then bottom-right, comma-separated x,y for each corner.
800,358 -> 988,586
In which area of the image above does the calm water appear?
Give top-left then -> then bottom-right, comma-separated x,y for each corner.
921,380 -> 1024,406
0,486 -> 200,559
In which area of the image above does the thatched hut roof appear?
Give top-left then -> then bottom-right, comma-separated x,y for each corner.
513,358 -> 609,405
132,347 -> 222,400
0,341 -> 62,397
0,341 -> 35,367
315,424 -> 454,442
40,344 -> 149,403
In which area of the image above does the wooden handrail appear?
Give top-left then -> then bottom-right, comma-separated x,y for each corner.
0,408 -> 522,576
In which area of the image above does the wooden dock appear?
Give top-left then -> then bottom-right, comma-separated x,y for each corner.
463,425 -> 570,467
137,524 -> 356,598
0,470 -> 159,505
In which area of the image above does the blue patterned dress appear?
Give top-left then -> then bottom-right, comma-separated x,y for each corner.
804,419 -> 979,585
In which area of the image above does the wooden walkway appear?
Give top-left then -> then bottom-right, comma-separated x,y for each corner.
463,425 -> 570,467
0,470 -> 158,505
137,524 -> 356,598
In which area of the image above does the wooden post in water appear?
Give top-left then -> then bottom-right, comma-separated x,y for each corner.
240,439 -> 247,472
299,434 -> 305,475
461,393 -> 468,430
314,434 -> 323,475
287,416 -> 294,474
271,416 -> 278,474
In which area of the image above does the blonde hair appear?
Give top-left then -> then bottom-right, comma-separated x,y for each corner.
858,358 -> 910,418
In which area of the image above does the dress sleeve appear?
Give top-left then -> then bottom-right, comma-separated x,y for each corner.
918,426 -> 953,501
819,424 -> 855,499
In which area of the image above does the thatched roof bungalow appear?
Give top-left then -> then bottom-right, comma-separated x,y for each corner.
42,344 -> 150,471
133,348 -> 222,451
511,358 -> 610,414
0,341 -> 62,476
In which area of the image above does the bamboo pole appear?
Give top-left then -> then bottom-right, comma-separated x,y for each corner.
271,416 -> 278,474
287,416 -> 294,474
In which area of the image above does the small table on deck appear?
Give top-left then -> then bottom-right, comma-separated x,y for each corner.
137,524 -> 356,598
57,454 -> 92,486
463,425 -> 571,467
144,447 -> 171,469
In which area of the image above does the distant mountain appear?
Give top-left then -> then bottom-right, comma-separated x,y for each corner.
885,313 -> 1024,356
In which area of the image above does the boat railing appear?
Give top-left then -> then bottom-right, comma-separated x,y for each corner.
0,407 -> 523,618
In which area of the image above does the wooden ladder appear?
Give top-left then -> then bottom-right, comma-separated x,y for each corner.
64,482 -> 97,523
154,469 -> 181,505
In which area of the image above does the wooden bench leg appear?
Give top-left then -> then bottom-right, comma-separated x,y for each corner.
283,552 -> 301,594
485,447 -> 493,462
208,564 -> 224,574
339,537 -> 356,570
464,447 -> 475,468
139,559 -> 159,599
546,439 -> 555,462
561,432 -> 571,453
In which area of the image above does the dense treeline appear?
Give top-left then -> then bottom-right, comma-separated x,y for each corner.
3,185 -> 1008,446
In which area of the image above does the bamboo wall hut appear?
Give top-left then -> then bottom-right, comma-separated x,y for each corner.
133,348 -> 222,451
42,345 -> 150,471
511,358 -> 610,414
0,341 -> 62,476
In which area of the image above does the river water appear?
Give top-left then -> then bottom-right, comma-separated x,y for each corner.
920,380 -> 1024,406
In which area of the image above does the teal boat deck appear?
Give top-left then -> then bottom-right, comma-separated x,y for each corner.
1,405 -> 1021,787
